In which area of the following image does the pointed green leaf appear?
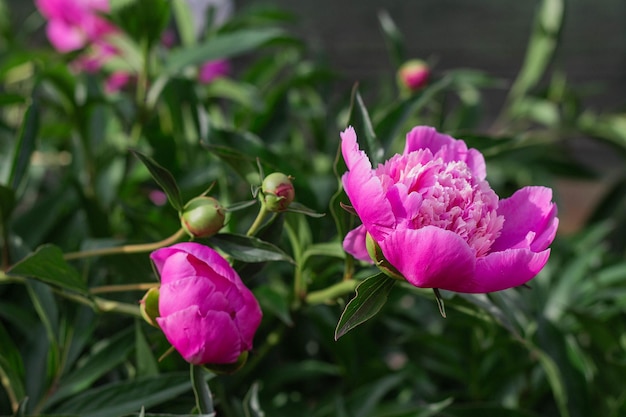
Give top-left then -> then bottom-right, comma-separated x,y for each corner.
53,372 -> 210,417
334,273 -> 396,340
164,28 -> 287,74
206,233 -> 294,264
286,202 -> 325,218
347,85 -> 383,165
130,149 -> 183,212
8,245 -> 87,294
377,10 -> 405,68
243,382 -> 264,417
508,0 -> 564,101
10,98 -> 39,191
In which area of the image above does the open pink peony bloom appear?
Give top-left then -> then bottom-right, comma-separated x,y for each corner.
36,0 -> 115,53
151,243 -> 262,365
341,126 -> 558,293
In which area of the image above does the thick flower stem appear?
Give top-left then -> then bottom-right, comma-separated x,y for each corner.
246,203 -> 269,237
89,282 -> 158,295
305,280 -> 358,305
191,364 -> 215,416
63,228 -> 186,261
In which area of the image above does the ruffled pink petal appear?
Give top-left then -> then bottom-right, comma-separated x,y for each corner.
233,292 -> 262,351
472,248 -> 551,293
379,226 -> 476,292
492,186 -> 558,252
403,126 -> 486,180
341,127 -> 396,241
157,307 -> 242,364
342,225 -> 371,262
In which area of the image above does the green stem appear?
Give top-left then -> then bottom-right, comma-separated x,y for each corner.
63,228 -> 186,261
57,290 -> 142,317
246,203 -> 269,237
305,280 -> 358,305
90,282 -> 158,295
191,364 -> 215,415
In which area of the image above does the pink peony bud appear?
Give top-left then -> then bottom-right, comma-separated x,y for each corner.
151,242 -> 262,365
397,59 -> 430,92
198,59 -> 230,84
180,196 -> 226,238
341,125 -> 558,293
261,172 -> 295,212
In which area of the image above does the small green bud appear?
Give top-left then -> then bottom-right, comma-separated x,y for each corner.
180,196 -> 225,238
140,287 -> 161,328
365,233 -> 405,281
261,172 -> 295,212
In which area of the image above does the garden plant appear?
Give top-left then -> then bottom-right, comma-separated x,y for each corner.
1,0 -> 626,416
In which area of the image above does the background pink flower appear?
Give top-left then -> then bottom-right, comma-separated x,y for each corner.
341,125 -> 558,293
151,243 -> 262,365
198,59 -> 231,84
36,0 -> 115,53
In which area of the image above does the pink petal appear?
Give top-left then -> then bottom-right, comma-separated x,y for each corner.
472,248 -> 551,293
46,20 -> 87,52
341,127 -> 396,241
403,126 -> 486,180
157,307 -> 242,364
379,226 -> 476,292
342,225 -> 371,262
158,275 -> 229,317
492,186 -> 558,252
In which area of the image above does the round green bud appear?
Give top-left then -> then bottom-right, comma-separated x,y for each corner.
140,287 -> 161,328
261,172 -> 295,212
180,196 -> 225,238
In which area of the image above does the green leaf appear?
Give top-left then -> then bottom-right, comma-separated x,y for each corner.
286,202 -> 325,218
130,149 -> 183,212
206,233 -> 294,264
52,372 -> 209,417
134,322 -> 159,378
172,0 -> 195,46
0,183 -> 15,224
347,85 -> 383,165
377,10 -> 405,68
9,98 -> 39,191
334,273 -> 396,340
254,284 -> 293,326
243,382 -> 264,417
8,245 -> 87,294
0,321 -> 26,412
45,327 -> 135,408
164,28 -> 287,74
508,0 -> 564,101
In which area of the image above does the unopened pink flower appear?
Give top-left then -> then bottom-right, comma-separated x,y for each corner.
397,59 -> 430,92
198,59 -> 230,84
151,243 -> 262,365
104,71 -> 132,93
341,126 -> 558,293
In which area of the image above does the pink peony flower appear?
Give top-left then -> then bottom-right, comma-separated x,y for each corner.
151,243 -> 262,365
36,0 -> 115,53
341,126 -> 558,293
198,59 -> 230,84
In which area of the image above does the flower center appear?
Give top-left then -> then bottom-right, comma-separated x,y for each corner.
376,150 -> 504,257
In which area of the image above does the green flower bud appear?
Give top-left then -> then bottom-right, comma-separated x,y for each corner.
140,287 -> 161,328
365,233 -> 405,281
180,196 -> 225,238
262,172 -> 295,212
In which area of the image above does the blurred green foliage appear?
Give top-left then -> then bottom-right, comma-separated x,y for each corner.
1,0 -> 626,416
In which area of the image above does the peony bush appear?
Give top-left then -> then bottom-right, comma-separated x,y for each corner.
1,0 -> 626,416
